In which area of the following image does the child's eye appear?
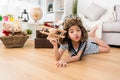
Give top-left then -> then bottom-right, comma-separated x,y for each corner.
70,31 -> 73,33
77,29 -> 80,31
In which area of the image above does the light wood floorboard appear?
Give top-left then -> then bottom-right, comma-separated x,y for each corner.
0,40 -> 120,80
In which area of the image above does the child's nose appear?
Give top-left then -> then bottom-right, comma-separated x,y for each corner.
74,31 -> 77,35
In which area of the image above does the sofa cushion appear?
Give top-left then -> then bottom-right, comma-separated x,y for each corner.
114,5 -> 120,21
83,2 -> 106,21
102,21 -> 120,32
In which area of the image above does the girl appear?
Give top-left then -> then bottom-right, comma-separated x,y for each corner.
48,15 -> 110,67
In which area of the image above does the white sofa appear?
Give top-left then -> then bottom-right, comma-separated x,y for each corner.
102,5 -> 120,46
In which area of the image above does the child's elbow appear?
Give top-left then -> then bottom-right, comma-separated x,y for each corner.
104,46 -> 110,53
76,55 -> 81,61
106,46 -> 110,52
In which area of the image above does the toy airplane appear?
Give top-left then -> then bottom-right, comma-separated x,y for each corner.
39,26 -> 66,39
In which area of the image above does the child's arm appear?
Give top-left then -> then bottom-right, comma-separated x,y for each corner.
56,50 -> 83,67
49,38 -> 65,61
53,44 -> 65,61
61,50 -> 83,63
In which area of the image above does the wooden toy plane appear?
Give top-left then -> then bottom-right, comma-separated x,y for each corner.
39,26 -> 66,39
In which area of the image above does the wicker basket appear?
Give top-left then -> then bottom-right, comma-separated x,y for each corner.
0,36 -> 29,48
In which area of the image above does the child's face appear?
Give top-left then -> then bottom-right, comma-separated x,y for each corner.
68,25 -> 82,42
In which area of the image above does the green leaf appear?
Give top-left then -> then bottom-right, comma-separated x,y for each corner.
26,29 -> 32,35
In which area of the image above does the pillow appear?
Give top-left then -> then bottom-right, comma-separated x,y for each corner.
83,2 -> 106,21
114,5 -> 120,21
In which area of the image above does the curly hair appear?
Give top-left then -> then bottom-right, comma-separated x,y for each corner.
59,15 -> 88,44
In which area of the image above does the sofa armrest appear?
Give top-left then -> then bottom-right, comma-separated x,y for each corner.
102,21 -> 120,32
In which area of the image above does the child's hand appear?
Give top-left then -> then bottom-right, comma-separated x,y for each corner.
56,60 -> 68,67
48,37 -> 58,46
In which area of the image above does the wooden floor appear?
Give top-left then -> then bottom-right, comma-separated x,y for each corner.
0,40 -> 120,80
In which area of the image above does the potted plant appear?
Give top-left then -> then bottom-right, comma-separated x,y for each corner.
0,15 -> 2,21
26,29 -> 32,35
72,0 -> 78,16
